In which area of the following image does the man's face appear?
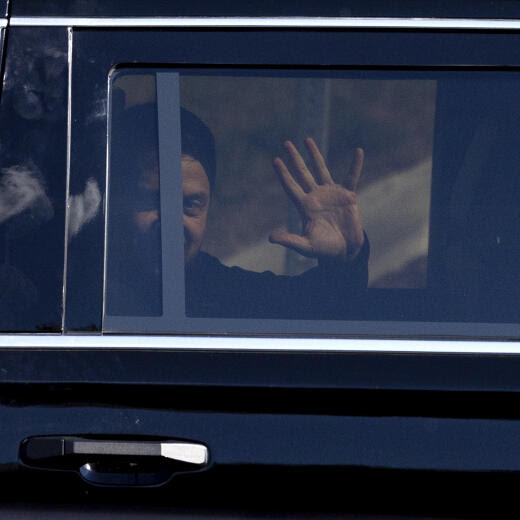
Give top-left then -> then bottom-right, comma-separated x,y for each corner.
131,154 -> 210,264
182,155 -> 210,264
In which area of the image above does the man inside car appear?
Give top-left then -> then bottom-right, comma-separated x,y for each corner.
108,103 -> 369,319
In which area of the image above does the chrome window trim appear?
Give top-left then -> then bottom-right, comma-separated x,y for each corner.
0,19 -> 5,28
62,27 -> 73,331
0,335 -> 519,354
8,16 -> 520,30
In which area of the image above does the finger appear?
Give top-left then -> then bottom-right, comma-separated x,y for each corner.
305,137 -> 333,184
269,231 -> 313,258
344,147 -> 364,192
273,157 -> 305,205
284,140 -> 317,192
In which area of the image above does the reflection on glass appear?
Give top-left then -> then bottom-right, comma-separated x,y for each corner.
182,111 -> 369,319
180,76 -> 434,291
0,164 -> 54,322
0,28 -> 68,332
106,70 -> 436,321
106,69 -> 520,328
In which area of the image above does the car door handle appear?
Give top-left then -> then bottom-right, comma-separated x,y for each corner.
20,436 -> 209,487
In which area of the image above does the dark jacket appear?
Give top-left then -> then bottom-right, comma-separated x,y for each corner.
185,238 -> 369,320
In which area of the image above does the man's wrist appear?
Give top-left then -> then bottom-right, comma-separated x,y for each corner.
319,231 -> 369,269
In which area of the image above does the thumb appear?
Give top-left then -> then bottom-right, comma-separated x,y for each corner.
269,231 -> 313,257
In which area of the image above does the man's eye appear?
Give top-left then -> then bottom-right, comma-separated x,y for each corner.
184,198 -> 204,216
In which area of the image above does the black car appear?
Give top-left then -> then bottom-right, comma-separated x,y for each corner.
1,1 -> 520,517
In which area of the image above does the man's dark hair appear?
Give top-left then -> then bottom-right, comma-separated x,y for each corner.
180,107 -> 216,189
111,92 -> 216,189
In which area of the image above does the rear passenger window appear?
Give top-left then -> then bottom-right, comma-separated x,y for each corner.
105,68 -> 520,336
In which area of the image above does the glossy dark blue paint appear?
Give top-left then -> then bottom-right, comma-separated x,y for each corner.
3,349 -> 520,392
10,0 -> 520,19
3,401 -> 520,472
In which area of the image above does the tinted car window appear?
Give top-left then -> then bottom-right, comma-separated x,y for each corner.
105,68 -> 520,336
0,28 -> 68,332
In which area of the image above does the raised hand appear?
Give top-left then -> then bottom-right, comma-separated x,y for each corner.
269,138 -> 365,263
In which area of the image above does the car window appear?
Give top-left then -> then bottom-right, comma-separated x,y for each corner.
104,68 -> 520,336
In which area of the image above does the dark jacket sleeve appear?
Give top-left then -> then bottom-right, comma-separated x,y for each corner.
186,235 -> 369,320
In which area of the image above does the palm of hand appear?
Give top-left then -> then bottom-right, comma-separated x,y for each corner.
269,139 -> 365,263
298,184 -> 363,261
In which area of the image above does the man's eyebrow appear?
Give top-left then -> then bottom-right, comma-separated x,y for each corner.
184,192 -> 209,201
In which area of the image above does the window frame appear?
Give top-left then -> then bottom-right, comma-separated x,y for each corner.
63,26 -> 520,339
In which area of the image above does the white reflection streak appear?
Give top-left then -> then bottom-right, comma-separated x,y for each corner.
357,159 -> 431,285
68,178 -> 101,238
86,96 -> 107,124
0,165 -> 53,224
